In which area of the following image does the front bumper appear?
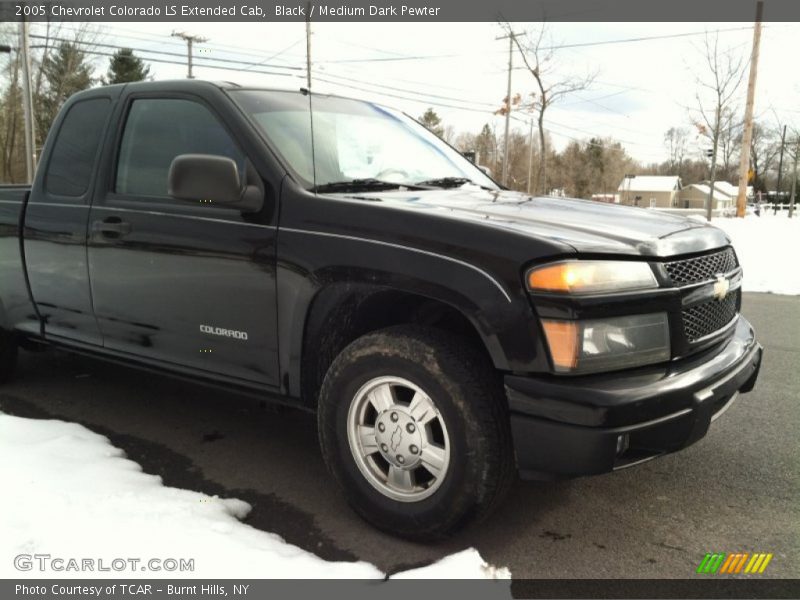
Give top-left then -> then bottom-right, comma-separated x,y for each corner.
506,316 -> 762,480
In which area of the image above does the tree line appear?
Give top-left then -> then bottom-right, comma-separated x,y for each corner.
1,23 -> 792,198
423,112 -> 636,199
0,24 -> 149,183
419,106 -> 791,200
418,23 -> 793,200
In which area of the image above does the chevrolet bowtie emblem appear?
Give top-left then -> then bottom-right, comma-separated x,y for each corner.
713,275 -> 731,301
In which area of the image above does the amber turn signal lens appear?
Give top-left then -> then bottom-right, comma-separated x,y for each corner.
541,320 -> 579,370
528,263 -> 587,292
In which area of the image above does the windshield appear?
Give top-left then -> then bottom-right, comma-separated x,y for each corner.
229,90 -> 498,191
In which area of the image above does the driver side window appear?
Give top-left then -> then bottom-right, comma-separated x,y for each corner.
116,98 -> 245,197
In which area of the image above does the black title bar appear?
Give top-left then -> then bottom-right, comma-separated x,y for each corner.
0,0 -> 799,22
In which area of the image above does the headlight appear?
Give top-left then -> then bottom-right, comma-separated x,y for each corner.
541,313 -> 670,373
527,260 -> 657,294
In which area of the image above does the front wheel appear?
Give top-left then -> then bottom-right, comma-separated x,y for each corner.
317,325 -> 514,540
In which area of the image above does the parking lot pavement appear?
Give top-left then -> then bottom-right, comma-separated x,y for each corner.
1,292 -> 797,578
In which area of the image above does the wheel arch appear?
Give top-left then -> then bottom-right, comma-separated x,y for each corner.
284,279 -> 510,406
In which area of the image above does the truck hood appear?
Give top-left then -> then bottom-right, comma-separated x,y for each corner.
343,188 -> 731,257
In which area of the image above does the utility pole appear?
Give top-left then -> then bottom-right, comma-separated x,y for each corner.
305,2 -> 312,89
496,30 -> 523,187
171,31 -> 208,79
790,138 -> 798,219
526,117 -> 534,195
735,0 -> 764,218
776,124 -> 787,205
705,104 -> 721,222
19,20 -> 36,183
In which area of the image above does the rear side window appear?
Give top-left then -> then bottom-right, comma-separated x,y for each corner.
116,98 -> 244,197
45,98 -> 111,197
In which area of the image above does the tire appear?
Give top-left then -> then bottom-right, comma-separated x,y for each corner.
317,325 -> 514,540
0,330 -> 18,384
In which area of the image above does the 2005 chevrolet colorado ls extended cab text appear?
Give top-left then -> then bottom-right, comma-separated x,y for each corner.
0,81 -> 762,539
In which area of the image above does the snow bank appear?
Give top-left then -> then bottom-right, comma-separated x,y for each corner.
391,548 -> 511,579
0,414 -> 509,579
710,214 -> 800,295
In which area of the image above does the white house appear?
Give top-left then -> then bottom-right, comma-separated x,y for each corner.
678,183 -> 735,211
617,175 -> 682,208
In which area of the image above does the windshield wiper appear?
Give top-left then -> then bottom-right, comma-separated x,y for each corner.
314,178 -> 412,193
414,176 -> 490,190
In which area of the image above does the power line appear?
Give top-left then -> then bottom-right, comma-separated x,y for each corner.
322,35 -> 421,58
540,25 -> 756,51
322,60 -> 495,94
544,126 -> 665,159
240,38 -> 304,72
46,21 -> 307,67
34,30 -> 509,112
314,69 -> 500,109
56,22 -> 752,139
28,34 -> 304,72
42,22 -> 188,51
311,73 -> 667,151
38,45 -> 302,81
47,30 -> 664,136
314,25 -> 758,65
29,33 -> 496,110
25,33 -> 670,156
543,116 -> 664,149
49,21 -> 306,63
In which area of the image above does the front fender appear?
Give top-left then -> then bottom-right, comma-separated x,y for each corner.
276,227 -> 548,398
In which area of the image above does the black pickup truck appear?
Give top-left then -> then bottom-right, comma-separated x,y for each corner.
0,80 -> 762,539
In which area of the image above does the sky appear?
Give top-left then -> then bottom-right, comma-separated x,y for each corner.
33,20 -> 800,164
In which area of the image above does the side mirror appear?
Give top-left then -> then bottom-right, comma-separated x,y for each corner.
477,165 -> 492,177
168,154 -> 263,213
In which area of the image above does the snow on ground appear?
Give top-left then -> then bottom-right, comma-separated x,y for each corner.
6,214 -> 789,581
391,549 -> 510,579
0,414 -> 509,579
698,213 -> 799,295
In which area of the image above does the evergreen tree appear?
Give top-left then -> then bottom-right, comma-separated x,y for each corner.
474,124 -> 496,169
105,48 -> 151,85
418,108 -> 444,138
36,42 -> 94,147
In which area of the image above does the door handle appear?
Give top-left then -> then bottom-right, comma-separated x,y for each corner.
92,217 -> 132,237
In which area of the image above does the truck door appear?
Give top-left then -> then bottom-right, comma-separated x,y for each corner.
86,96 -> 280,387
23,95 -> 113,347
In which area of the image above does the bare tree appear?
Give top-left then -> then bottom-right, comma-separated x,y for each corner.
717,107 -> 743,181
691,32 -> 747,219
746,122 -> 780,192
664,126 -> 689,176
499,22 -> 595,195
788,131 -> 799,218
0,23 -> 101,181
0,24 -> 27,182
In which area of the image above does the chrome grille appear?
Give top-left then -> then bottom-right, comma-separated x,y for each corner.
682,290 -> 740,342
665,247 -> 738,285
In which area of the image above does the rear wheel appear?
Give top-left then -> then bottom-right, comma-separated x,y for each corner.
318,325 -> 514,540
0,330 -> 18,384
